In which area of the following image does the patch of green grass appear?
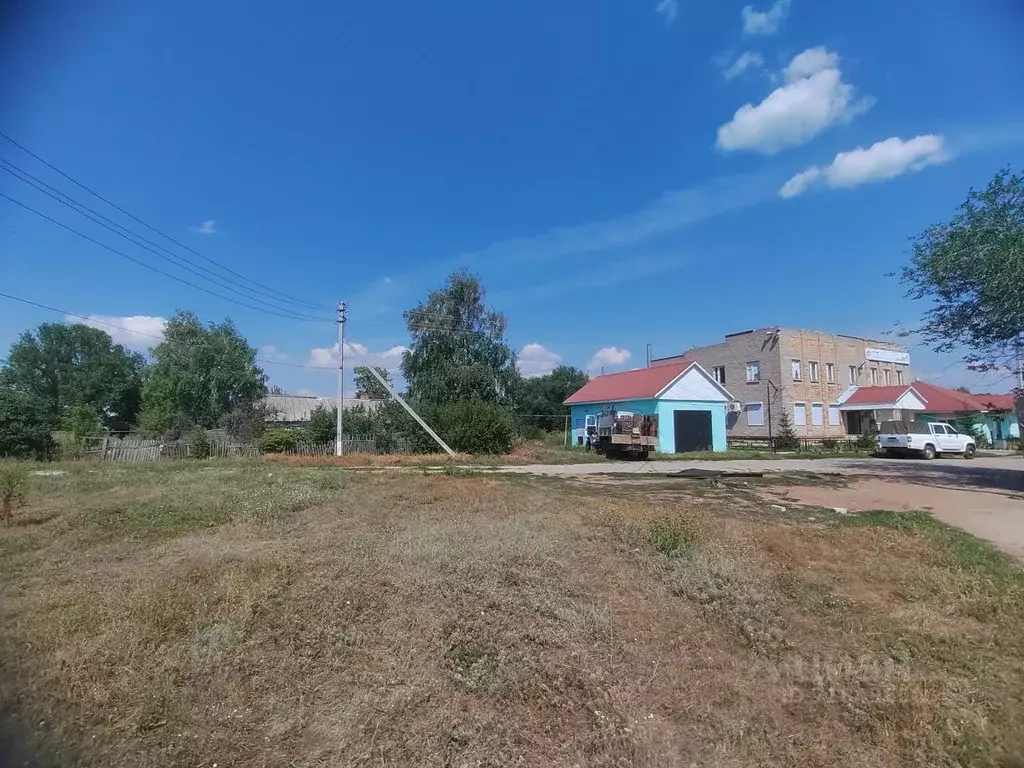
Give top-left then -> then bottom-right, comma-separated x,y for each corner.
646,519 -> 696,558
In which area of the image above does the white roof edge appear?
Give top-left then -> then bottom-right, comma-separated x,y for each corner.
653,361 -> 735,401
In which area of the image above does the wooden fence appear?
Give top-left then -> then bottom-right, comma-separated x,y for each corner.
79,434 -> 407,462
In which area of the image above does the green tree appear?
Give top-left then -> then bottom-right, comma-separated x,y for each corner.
514,365 -> 588,434
0,323 -> 145,434
401,270 -> 518,405
773,412 -> 800,452
353,365 -> 392,400
137,311 -> 267,437
0,389 -> 57,459
900,167 -> 1024,427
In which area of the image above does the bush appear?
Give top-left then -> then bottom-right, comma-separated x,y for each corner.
410,400 -> 518,455
259,428 -> 299,454
0,463 -> 28,523
220,402 -> 272,442
0,390 -> 56,460
188,430 -> 212,459
304,406 -> 337,444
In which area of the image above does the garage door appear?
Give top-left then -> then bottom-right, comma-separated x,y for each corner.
673,410 -> 712,453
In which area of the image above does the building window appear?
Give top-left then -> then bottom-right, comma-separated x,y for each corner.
896,369 -> 904,385
712,366 -> 726,385
808,361 -> 819,382
883,369 -> 892,385
870,367 -> 878,385
793,402 -> 807,427
746,361 -> 760,383
826,363 -> 835,383
745,402 -> 764,427
791,359 -> 802,380
811,403 -> 824,426
848,365 -> 858,384
828,404 -> 840,426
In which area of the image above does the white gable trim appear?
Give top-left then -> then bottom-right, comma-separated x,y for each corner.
655,363 -> 735,403
837,386 -> 927,411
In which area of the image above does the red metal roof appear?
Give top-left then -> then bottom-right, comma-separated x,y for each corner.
974,393 -> 1016,411
843,382 -> 1011,412
841,385 -> 916,406
564,362 -> 692,405
911,381 -> 987,413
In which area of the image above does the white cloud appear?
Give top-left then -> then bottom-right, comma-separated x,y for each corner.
308,341 -> 407,371
192,219 -> 217,235
517,343 -> 562,378
778,166 -> 822,198
70,314 -> 166,350
587,347 -> 632,373
779,134 -> 949,198
723,51 -> 764,81
259,345 -> 290,362
716,47 -> 873,155
656,0 -> 679,24
741,0 -> 790,36
784,46 -> 838,82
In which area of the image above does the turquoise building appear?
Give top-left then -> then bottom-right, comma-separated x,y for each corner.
564,361 -> 735,453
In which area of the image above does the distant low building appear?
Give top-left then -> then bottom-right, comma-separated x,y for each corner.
261,395 -> 382,425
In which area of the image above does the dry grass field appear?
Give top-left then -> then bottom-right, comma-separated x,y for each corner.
1,460 -> 1023,767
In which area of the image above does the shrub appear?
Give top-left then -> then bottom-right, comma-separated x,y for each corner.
405,400 -> 518,455
304,406 -> 337,444
0,390 -> 56,460
820,438 -> 838,452
0,463 -> 28,524
220,402 -> 272,442
259,428 -> 299,454
188,430 -> 212,459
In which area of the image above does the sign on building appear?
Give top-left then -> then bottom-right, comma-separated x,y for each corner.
866,347 -> 911,366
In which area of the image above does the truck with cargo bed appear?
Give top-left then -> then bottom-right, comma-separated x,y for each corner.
877,420 -> 976,460
594,409 -> 658,460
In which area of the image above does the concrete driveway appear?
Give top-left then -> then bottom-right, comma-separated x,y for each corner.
500,456 -> 1024,557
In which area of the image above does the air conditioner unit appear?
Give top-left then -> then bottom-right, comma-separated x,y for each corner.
728,401 -> 743,413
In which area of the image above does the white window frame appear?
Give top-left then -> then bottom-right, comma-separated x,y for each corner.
896,369 -> 904,386
712,365 -> 726,385
746,361 -> 760,383
828,404 -> 840,426
808,361 -> 819,383
870,367 -> 878,385
791,359 -> 802,381
745,402 -> 765,427
884,369 -> 891,385
811,402 -> 824,427
848,365 -> 858,385
793,402 -> 807,427
826,363 -> 835,384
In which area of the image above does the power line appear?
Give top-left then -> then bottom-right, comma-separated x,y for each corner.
0,129 -> 327,311
0,290 -> 340,370
0,160 -> 333,322
0,192 -> 333,324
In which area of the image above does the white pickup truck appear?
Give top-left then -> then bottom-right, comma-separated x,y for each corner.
877,421 -> 976,460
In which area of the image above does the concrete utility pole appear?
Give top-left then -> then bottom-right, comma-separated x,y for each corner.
357,363 -> 456,456
336,301 -> 347,456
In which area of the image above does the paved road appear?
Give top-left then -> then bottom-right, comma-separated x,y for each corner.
501,455 -> 1024,488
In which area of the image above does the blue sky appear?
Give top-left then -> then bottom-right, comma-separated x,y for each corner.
2,0 -> 1023,395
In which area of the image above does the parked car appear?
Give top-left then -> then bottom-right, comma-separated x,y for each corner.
877,420 -> 975,460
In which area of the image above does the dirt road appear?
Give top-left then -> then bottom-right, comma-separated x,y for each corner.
500,456 -> 1024,557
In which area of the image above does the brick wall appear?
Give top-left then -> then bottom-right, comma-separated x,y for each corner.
654,327 -> 912,439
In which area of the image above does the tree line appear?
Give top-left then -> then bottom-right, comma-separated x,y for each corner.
0,271 -> 587,458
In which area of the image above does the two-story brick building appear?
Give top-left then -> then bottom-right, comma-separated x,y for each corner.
651,327 -> 912,438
